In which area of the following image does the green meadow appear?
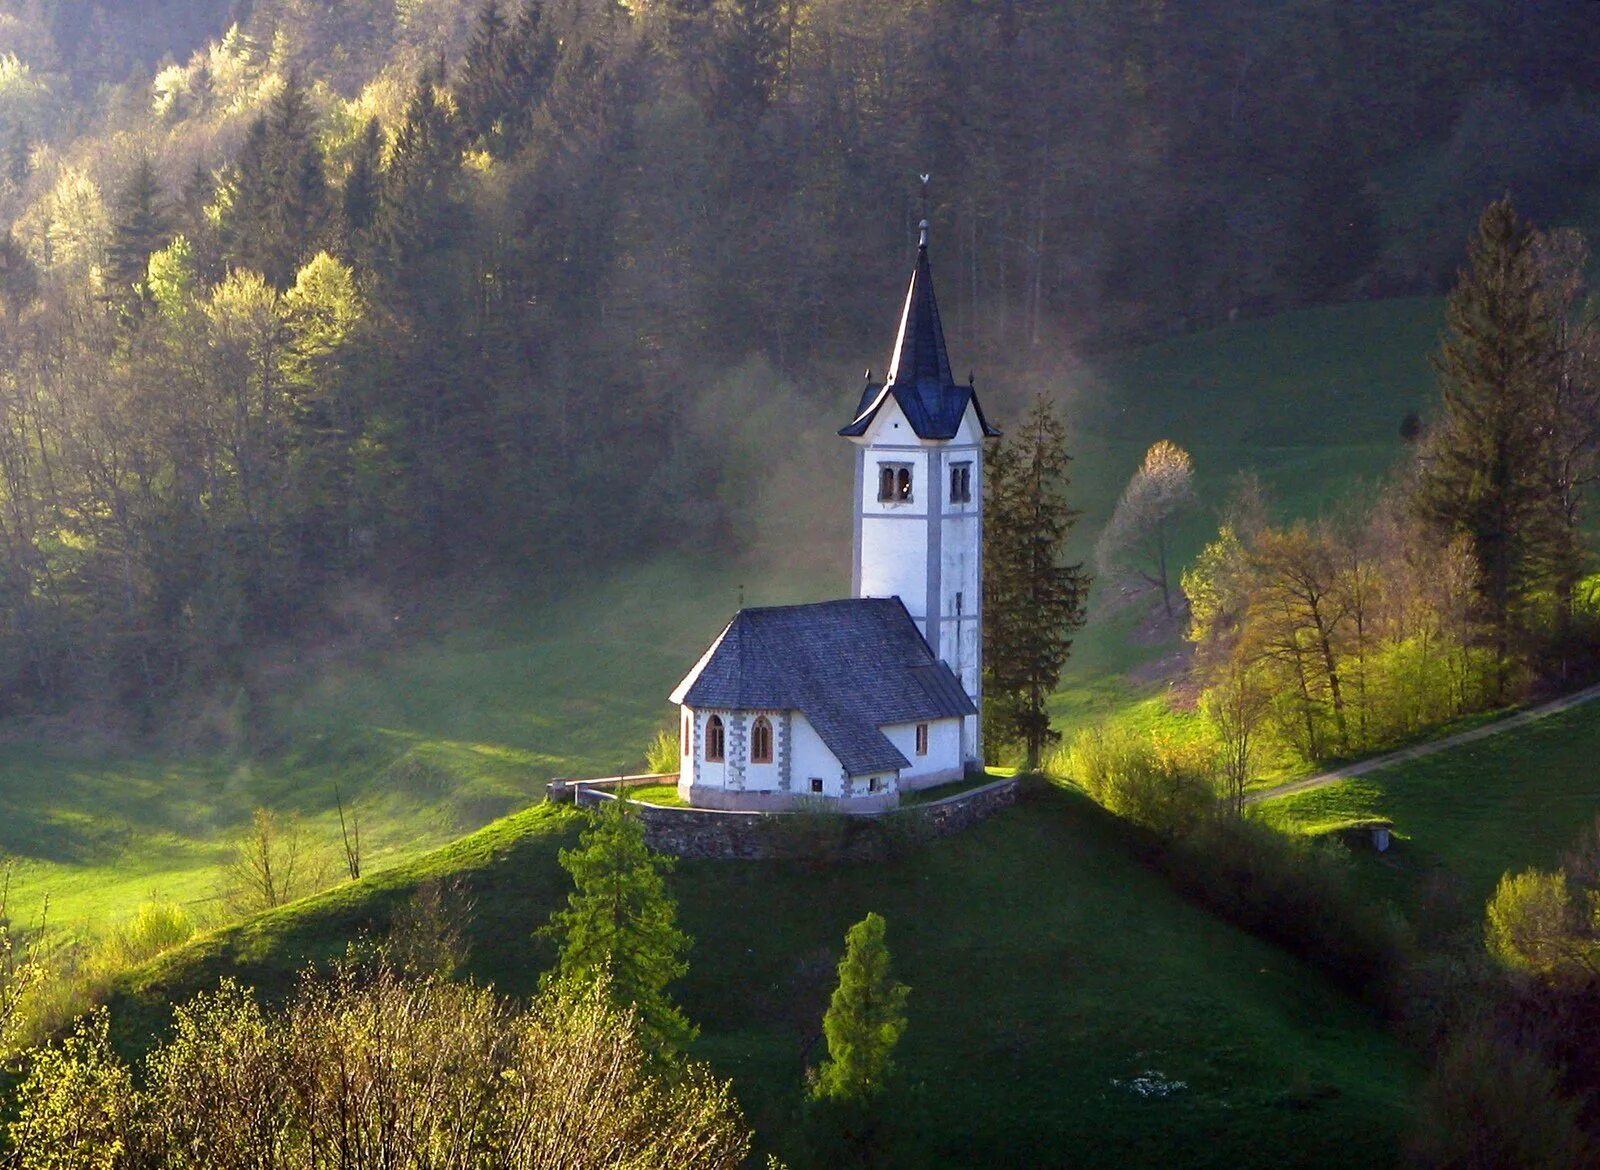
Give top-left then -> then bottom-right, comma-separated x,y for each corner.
1256,702 -> 1600,907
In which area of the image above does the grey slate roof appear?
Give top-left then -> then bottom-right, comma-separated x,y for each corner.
839,224 -> 1001,442
670,597 -> 976,777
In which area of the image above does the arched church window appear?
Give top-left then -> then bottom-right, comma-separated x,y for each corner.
896,467 -> 912,501
706,715 -> 725,762
879,466 -> 896,501
682,713 -> 691,756
751,716 -> 773,764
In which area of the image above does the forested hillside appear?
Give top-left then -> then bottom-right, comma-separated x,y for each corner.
0,0 -> 1592,720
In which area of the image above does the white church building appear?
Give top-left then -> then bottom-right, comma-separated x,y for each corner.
670,222 -> 999,812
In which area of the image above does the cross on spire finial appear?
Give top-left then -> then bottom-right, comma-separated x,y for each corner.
918,172 -> 931,249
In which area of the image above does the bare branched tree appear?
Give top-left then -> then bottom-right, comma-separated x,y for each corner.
1096,440 -> 1197,616
225,808 -> 328,913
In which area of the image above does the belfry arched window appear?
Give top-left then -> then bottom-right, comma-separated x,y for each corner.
896,467 -> 912,500
706,715 -> 725,762
751,716 -> 773,764
879,466 -> 896,501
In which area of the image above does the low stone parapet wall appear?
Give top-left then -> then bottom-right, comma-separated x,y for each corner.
566,775 -> 1020,860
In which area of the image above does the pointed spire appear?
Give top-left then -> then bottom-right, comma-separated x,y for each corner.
884,220 -> 954,392
839,219 -> 1000,441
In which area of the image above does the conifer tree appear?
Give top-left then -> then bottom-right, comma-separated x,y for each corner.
811,912 -> 909,1103
220,73 -> 330,288
540,798 -> 697,1057
1414,197 -> 1567,682
713,0 -> 782,122
105,154 -> 169,316
983,394 -> 1091,767
337,117 -> 382,257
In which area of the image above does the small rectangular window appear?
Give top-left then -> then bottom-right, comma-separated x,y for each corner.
869,777 -> 881,793
950,462 -> 972,504
916,723 -> 929,755
810,777 -> 824,794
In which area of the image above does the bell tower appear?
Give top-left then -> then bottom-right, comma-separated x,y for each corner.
839,221 -> 1000,765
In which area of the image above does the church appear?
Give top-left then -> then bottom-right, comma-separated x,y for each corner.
670,222 -> 999,812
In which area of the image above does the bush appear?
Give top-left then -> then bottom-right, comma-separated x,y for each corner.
6,964 -> 751,1168
1064,726 -> 1214,836
1164,817 -> 1411,1004
645,725 -> 681,775
1409,1025 -> 1592,1170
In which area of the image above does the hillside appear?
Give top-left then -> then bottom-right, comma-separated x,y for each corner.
1256,702 -> 1600,907
0,297 -> 1440,936
107,782 -> 1416,1169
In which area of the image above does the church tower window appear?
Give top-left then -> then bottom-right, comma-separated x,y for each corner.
751,716 -> 773,764
916,723 -> 929,755
878,463 -> 913,503
950,463 -> 972,503
706,715 -> 725,762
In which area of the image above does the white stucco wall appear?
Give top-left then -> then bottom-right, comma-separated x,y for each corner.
881,717 -> 964,788
789,712 -> 848,797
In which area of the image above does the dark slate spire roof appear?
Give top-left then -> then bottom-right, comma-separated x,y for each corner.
840,221 -> 1001,442
669,597 -> 976,777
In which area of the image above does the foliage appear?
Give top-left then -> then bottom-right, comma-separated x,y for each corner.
1064,725 -> 1213,837
225,808 -> 331,914
983,394 -> 1090,767
1409,1026 -> 1593,1170
1095,439 -> 1196,617
1162,817 -> 1412,1005
4,965 -> 751,1168
1412,198 -> 1600,687
1484,867 -> 1600,981
1186,492 -> 1495,770
645,725 -> 680,775
0,873 -> 42,1061
540,798 -> 696,1057
810,911 -> 909,1104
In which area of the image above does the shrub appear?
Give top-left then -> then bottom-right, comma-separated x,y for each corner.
1485,868 -> 1599,981
1164,817 -> 1411,1004
6,965 -> 751,1168
1064,726 -> 1214,836
1409,1025 -> 1592,1170
645,725 -> 680,775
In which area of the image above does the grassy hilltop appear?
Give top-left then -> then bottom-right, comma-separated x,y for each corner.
107,784 -> 1415,1170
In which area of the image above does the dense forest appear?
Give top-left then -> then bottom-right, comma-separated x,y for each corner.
0,0 -> 1593,718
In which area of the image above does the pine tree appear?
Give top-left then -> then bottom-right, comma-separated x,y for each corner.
374,75 -> 463,281
811,912 -> 909,1103
458,0 -> 512,145
104,154 -> 169,317
219,73 -> 330,288
713,0 -> 782,122
1414,197 -> 1567,684
337,118 -> 383,258
540,798 -> 697,1057
984,394 -> 1091,767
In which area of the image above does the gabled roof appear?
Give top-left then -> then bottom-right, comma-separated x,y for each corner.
840,222 -> 1001,442
670,597 -> 976,777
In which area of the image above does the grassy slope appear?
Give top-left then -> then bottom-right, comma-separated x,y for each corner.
1,296 -> 1444,936
0,559 -> 830,934
1257,703 -> 1600,906
1053,296 -> 1443,738
110,783 -> 1415,1170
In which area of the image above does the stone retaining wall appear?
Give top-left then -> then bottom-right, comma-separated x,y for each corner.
566,776 -> 1019,860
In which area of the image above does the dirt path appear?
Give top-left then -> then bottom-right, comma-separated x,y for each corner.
1245,681 -> 1600,807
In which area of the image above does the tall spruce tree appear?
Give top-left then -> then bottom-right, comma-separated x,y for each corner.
105,154 -> 169,317
540,798 -> 697,1058
984,393 -> 1091,767
1414,197 -> 1568,684
810,912 -> 909,1104
220,73 -> 330,288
